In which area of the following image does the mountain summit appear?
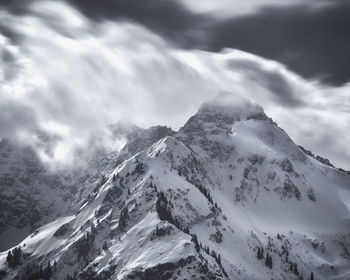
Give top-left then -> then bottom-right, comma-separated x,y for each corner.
0,93 -> 349,280
182,93 -> 268,133
198,92 -> 264,118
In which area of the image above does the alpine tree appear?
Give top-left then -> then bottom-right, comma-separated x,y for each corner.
6,246 -> 22,268
265,253 -> 272,269
191,234 -> 200,252
44,261 -> 52,280
6,251 -> 12,267
257,247 -> 264,260
293,263 -> 299,276
119,206 -> 129,229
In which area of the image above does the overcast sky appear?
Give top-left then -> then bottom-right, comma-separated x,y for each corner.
0,0 -> 349,169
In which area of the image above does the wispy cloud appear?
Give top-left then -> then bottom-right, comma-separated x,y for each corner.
0,1 -> 349,169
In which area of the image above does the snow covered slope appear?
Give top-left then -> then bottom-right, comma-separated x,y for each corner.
0,121 -> 174,253
0,93 -> 349,280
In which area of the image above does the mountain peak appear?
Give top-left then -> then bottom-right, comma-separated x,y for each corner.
108,119 -> 142,137
198,92 -> 264,119
180,92 -> 269,137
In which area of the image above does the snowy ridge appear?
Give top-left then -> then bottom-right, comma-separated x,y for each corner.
0,93 -> 349,280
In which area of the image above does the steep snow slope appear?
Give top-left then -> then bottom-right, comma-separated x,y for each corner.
175,93 -> 350,279
0,122 -> 174,253
71,123 -> 175,212
0,93 -> 349,280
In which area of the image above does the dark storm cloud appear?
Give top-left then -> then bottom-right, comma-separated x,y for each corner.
0,0 -> 33,15
207,1 -> 350,86
227,58 -> 303,107
65,0 -> 208,48
0,0 -> 35,44
63,0 -> 350,87
0,23 -> 23,45
2,0 -> 349,87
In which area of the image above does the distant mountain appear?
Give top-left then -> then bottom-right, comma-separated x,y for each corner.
0,93 -> 349,280
0,138 -> 79,251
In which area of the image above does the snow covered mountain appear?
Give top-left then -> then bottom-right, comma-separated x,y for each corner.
0,122 -> 174,253
0,93 -> 349,280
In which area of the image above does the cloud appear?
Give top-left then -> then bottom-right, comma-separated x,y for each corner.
178,0 -> 326,17
3,0 -> 349,86
64,0 -> 208,49
0,101 -> 38,139
30,0 -> 349,87
0,1 -> 208,165
206,0 -> 350,86
0,1 -> 349,170
226,57 -> 304,107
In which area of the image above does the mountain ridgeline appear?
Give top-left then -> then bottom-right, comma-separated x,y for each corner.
0,93 -> 349,280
